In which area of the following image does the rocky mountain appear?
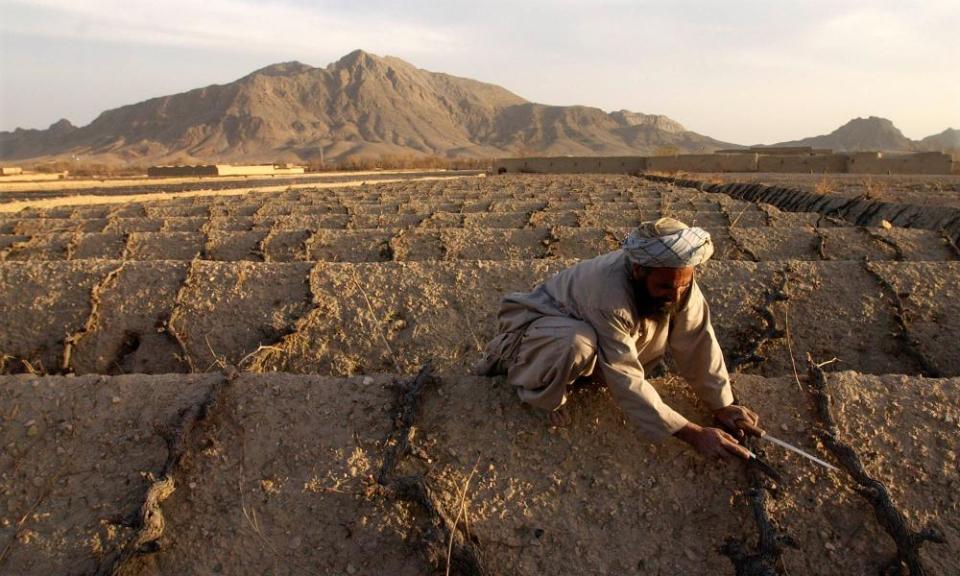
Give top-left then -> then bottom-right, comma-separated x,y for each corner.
771,116 -> 916,152
0,50 -> 733,165
921,128 -> 960,151
771,116 -> 957,153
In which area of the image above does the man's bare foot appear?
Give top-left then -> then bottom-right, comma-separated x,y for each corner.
548,405 -> 572,427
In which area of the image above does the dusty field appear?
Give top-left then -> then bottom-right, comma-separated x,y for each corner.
0,173 -> 957,575
0,169 -> 475,200
0,174 -> 477,213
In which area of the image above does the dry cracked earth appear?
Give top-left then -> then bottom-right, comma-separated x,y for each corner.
0,173 -> 957,575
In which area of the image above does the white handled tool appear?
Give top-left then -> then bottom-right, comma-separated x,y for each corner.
760,433 -> 840,472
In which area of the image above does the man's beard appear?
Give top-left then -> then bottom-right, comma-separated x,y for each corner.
632,280 -> 679,319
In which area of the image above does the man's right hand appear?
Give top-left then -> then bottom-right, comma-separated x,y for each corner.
674,422 -> 752,462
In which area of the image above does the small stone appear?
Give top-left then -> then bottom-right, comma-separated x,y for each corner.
26,426 -> 39,438
780,423 -> 790,432
188,482 -> 197,489
289,536 -> 302,549
362,376 -> 374,385
111,396 -> 121,404
825,542 -> 836,551
346,563 -> 357,574
880,220 -> 893,229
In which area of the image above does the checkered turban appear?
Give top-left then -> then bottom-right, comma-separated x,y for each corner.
621,217 -> 714,268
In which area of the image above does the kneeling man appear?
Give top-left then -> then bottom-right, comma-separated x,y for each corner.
478,218 -> 763,462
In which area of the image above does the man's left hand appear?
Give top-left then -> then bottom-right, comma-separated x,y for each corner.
713,405 -> 764,440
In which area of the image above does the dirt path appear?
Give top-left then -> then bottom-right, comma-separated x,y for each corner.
0,175 -> 479,213
0,169 -> 466,194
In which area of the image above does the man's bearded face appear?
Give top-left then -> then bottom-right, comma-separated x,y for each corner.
632,266 -> 694,318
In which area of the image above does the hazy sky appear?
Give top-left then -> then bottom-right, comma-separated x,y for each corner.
1,0 -> 957,144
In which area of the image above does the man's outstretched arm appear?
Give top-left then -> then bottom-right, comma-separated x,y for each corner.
669,282 -> 766,444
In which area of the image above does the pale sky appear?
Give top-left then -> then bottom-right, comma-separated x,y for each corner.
0,0 -> 957,144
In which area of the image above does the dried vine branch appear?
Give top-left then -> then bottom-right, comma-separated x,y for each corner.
721,441 -> 792,576
939,229 -> 960,259
93,367 -> 237,576
863,262 -> 941,377
62,262 -> 127,373
805,356 -> 945,575
377,363 -> 490,576
729,271 -> 790,370
861,227 -> 904,261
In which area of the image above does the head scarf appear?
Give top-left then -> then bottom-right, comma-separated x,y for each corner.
621,217 -> 714,268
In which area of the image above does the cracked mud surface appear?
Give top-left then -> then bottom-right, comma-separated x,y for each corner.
1,173 -> 958,575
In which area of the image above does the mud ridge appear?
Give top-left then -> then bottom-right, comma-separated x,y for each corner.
805,357 -> 945,575
377,363 -> 490,576
62,262 -> 127,373
93,367 -> 236,576
643,174 -> 960,245
863,261 -> 941,377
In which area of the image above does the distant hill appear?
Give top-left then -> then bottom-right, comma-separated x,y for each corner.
921,128 -> 960,151
771,116 -> 917,152
0,50 -> 734,165
770,116 -> 957,153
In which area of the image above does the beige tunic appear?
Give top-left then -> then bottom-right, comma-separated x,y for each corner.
482,249 -> 733,440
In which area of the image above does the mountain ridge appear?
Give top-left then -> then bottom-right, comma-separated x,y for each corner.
1,52 -> 955,165
770,116 -> 956,153
0,50 -> 734,164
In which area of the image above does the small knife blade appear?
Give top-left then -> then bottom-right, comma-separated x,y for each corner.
761,433 -> 840,472
745,452 -> 783,482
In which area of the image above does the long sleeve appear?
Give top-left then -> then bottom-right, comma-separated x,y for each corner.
587,307 -> 690,441
669,282 -> 734,410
